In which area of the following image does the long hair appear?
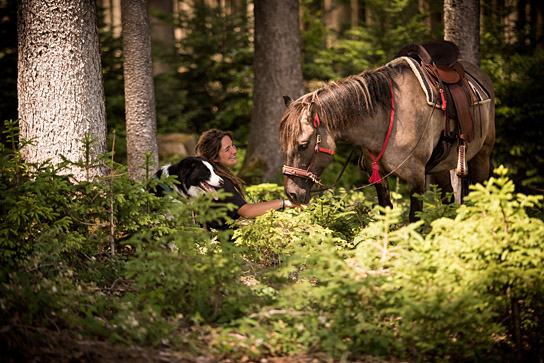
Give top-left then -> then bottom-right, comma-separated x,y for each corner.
195,129 -> 245,197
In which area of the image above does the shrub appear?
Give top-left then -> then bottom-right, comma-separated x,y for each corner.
217,167 -> 543,361
2,122 -> 543,361
0,123 -> 248,343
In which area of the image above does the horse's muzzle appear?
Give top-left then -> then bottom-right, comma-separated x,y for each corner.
283,174 -> 312,205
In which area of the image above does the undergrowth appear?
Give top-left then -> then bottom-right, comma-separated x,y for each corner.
1,121 -> 543,362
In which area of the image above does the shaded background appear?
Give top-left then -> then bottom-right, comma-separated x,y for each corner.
1,0 -> 542,190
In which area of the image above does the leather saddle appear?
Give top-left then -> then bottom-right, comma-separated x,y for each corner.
395,40 -> 475,142
395,40 -> 477,175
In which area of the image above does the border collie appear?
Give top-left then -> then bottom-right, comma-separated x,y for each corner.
151,156 -> 223,199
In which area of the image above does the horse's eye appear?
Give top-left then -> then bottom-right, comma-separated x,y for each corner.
298,143 -> 309,152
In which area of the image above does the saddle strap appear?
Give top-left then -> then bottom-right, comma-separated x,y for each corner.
449,83 -> 474,142
423,61 -> 475,143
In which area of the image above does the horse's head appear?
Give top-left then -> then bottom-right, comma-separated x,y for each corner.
280,96 -> 336,205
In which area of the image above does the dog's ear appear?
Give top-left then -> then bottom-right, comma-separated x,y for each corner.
177,157 -> 197,185
283,96 -> 294,108
180,157 -> 197,167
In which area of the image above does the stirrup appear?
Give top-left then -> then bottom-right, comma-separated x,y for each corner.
456,140 -> 468,177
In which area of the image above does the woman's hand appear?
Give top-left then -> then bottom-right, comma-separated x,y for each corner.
237,198 -> 308,219
283,198 -> 308,210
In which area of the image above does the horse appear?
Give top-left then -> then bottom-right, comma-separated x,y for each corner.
279,58 -> 495,222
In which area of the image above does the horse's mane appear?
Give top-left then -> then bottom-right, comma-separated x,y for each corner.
280,63 -> 407,150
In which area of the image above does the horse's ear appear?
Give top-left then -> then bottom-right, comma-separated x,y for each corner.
283,96 -> 294,108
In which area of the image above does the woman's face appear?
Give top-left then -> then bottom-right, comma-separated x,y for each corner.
215,135 -> 238,168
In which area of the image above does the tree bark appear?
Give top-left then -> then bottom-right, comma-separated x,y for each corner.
148,0 -> 175,75
444,0 -> 481,203
444,0 -> 480,66
240,0 -> 304,183
324,0 -> 354,37
17,0 -> 107,180
121,0 -> 159,181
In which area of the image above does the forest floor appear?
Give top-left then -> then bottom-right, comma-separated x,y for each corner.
1,323 -> 391,363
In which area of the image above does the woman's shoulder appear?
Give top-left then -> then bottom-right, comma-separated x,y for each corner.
221,176 -> 235,187
219,176 -> 239,193
219,176 -> 246,202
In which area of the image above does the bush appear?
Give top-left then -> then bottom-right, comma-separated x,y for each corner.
0,123 -> 248,343
217,167 -> 543,361
2,122 -> 543,361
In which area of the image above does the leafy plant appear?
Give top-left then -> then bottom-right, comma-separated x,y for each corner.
218,167 -> 543,361
2,119 -> 543,361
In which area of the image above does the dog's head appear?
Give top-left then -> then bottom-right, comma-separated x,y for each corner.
175,156 -> 223,199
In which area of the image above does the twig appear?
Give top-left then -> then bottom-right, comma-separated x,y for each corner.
248,309 -> 311,319
109,130 -> 116,256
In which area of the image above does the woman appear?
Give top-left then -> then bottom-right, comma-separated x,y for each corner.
195,129 -> 297,229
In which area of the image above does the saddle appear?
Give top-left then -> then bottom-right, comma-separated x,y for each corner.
395,40 -> 477,176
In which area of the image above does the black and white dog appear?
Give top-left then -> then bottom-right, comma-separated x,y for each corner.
151,156 -> 223,199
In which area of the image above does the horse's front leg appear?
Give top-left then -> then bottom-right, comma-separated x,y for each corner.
408,175 -> 426,223
374,179 -> 393,208
361,155 -> 393,209
429,170 -> 455,203
374,180 -> 393,209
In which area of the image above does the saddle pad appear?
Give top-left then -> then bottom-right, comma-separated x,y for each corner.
386,56 -> 491,108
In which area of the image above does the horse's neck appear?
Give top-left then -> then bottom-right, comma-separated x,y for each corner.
333,108 -> 390,152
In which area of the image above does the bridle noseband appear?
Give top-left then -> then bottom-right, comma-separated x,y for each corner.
281,112 -> 336,188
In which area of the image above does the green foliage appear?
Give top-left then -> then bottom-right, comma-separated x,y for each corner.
215,167 -> 544,361
3,0 -> 544,357
2,120 -> 544,361
233,188 -> 370,265
300,0 -> 434,79
482,50 -> 544,189
305,191 -> 372,241
414,184 -> 459,233
124,199 -> 256,323
168,1 -> 253,140
479,3 -> 544,191
245,182 -> 285,203
428,166 -> 544,354
0,121 -> 255,345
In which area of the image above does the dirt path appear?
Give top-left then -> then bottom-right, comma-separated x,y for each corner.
2,324 -> 375,363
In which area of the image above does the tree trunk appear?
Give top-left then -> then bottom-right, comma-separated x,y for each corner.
444,0 -> 480,66
444,0 -> 481,203
240,0 -> 304,183
17,0 -> 107,181
148,0 -> 175,75
97,0 -> 122,37
121,0 -> 159,181
324,0 -> 354,38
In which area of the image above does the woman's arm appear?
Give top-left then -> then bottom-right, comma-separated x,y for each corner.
237,198 -> 296,219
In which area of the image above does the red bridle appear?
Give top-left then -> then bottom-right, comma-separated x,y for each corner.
281,113 -> 335,187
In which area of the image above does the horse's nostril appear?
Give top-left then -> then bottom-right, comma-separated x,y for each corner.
287,192 -> 299,203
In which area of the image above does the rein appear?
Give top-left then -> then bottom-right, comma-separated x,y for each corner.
368,78 -> 395,184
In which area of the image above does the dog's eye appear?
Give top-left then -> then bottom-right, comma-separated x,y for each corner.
298,143 -> 309,152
